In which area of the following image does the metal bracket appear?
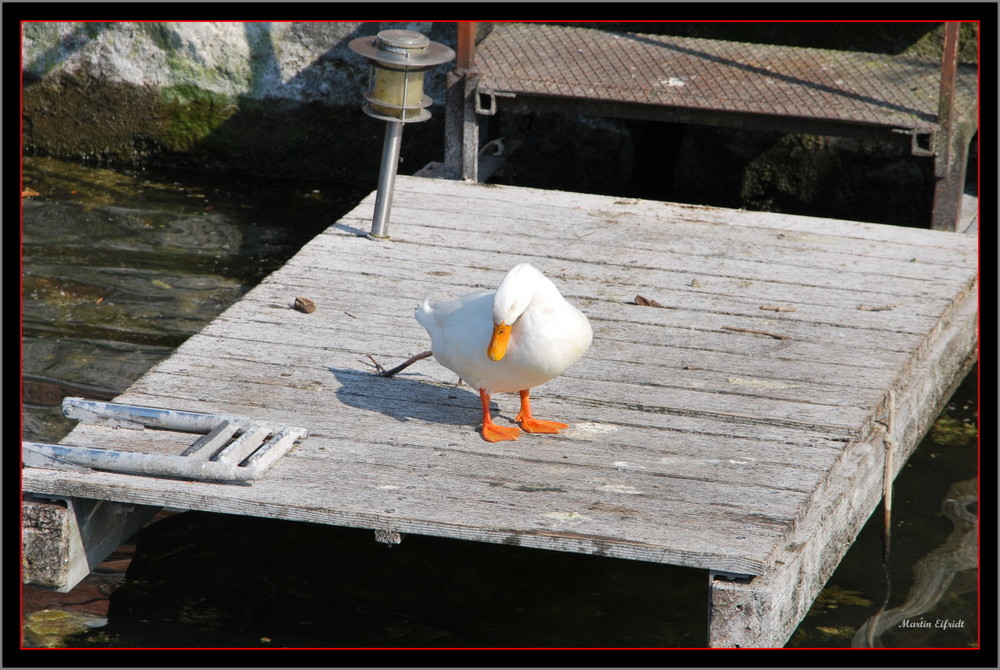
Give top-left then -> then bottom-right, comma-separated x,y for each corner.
22,398 -> 308,482
710,570 -> 755,584
894,128 -> 936,157
475,89 -> 514,116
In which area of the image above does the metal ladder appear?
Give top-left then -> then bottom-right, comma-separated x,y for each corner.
23,398 -> 308,482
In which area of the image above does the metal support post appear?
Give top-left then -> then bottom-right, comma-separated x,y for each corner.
371,121 -> 404,238
930,22 -> 968,231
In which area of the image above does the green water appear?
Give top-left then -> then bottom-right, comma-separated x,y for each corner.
21,157 -> 978,649
22,156 -> 364,442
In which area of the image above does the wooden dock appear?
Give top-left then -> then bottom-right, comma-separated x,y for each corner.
22,175 -> 978,647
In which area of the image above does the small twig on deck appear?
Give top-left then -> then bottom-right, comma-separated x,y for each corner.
365,354 -> 388,374
366,351 -> 433,378
759,305 -> 797,313
857,303 -> 903,312
722,325 -> 789,340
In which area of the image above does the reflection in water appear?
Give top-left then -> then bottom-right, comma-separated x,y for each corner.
852,478 -> 977,647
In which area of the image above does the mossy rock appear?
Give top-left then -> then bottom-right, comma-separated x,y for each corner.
738,134 -> 934,226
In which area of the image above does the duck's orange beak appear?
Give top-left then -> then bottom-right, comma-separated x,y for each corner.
487,323 -> 511,361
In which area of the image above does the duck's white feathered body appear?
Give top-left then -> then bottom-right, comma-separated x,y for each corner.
415,264 -> 592,396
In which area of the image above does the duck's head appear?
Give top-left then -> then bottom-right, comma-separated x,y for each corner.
488,264 -> 543,361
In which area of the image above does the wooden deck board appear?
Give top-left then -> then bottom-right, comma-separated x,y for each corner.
23,176 -> 977,579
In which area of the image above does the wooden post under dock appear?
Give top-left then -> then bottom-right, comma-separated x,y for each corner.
22,176 -> 977,647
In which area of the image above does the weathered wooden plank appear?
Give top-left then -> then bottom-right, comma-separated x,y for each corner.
270,244 -> 960,331
329,198 -> 975,296
187,283 -> 923,381
155,331 -> 890,418
150,286 -> 918,402
49,420 -> 813,530
57,398 -> 843,487
118,381 -> 851,456
248,266 -> 948,355
301,217 -> 974,307
329,197 -> 975,277
347,180 -> 975,271
152,290 -> 909,438
23,444 -> 791,575
196,301 -> 917,381
22,464 -> 788,576
390,176 -> 978,253
176,304 -> 904,394
171,334 -> 900,420
119,352 -> 859,443
152,311 -> 886,412
131,350 -> 872,435
382,214 -> 974,294
54,392 -> 840,471
252,194 -> 975,322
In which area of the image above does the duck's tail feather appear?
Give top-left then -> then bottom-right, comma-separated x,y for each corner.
414,294 -> 435,330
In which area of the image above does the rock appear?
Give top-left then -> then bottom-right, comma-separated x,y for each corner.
22,22 -> 456,178
23,609 -> 108,648
738,134 -> 935,227
669,126 -> 940,227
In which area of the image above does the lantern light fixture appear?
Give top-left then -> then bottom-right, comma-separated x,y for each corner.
349,30 -> 455,238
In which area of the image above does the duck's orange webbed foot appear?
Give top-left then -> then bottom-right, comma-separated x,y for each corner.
479,388 -> 521,442
514,389 -> 569,434
481,422 -> 521,442
517,417 -> 569,434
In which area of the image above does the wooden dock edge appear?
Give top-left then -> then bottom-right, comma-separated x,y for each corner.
22,494 -> 161,593
959,193 -> 978,235
707,279 -> 977,648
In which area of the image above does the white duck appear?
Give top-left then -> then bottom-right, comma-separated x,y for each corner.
415,263 -> 592,442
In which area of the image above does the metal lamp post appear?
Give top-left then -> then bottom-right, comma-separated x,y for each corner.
349,30 -> 455,238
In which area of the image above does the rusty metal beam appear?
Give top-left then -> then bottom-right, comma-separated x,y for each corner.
931,22 -> 970,231
446,22 -> 485,180
457,21 -> 477,74
937,22 -> 961,173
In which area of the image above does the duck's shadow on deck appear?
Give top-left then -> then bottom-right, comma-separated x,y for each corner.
328,366 -> 499,428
